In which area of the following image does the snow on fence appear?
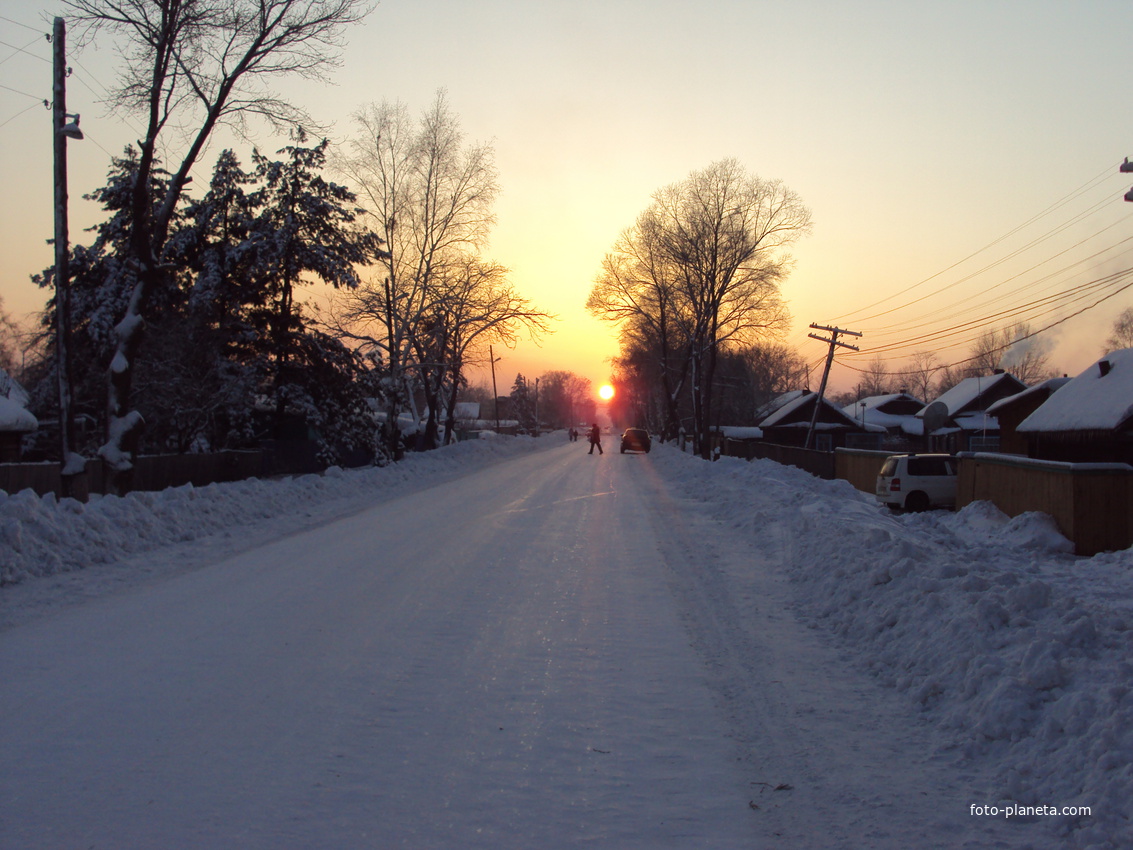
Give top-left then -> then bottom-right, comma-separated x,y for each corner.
1,448 -> 272,500
751,445 -> 1133,556
957,452 -> 1133,556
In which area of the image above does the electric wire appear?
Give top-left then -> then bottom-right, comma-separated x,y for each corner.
843,267 -> 1133,359
836,269 -> 1133,377
856,231 -> 1133,344
829,163 -> 1119,323
795,161 -> 1133,383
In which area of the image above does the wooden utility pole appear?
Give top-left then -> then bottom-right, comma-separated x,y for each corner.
53,17 -> 82,495
489,344 -> 500,433
805,323 -> 861,450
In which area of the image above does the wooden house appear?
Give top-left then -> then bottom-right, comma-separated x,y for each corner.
985,377 -> 1070,456
1015,350 -> 1133,464
757,390 -> 884,451
918,371 -> 1026,454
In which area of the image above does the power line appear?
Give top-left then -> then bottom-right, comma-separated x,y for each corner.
838,267 -> 1133,373
0,15 -> 48,35
0,98 -> 47,130
0,35 -> 50,66
858,231 -> 1133,343
830,162 -> 1119,324
857,200 -> 1125,335
844,267 -> 1133,360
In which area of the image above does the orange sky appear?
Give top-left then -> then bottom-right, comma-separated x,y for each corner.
3,0 -> 1132,400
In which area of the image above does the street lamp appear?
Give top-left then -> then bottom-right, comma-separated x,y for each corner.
59,112 -> 83,140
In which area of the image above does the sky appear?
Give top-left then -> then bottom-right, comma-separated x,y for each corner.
2,0 -> 1132,400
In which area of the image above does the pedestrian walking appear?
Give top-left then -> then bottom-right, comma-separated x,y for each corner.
587,423 -> 603,455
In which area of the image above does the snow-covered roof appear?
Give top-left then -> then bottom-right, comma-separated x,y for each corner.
921,372 -> 1022,418
0,370 -> 36,432
953,412 -> 999,432
1017,349 -> 1133,433
754,389 -> 810,422
842,392 -> 924,434
759,391 -> 885,432
0,396 -> 36,432
842,392 -> 922,415
453,402 -> 481,419
758,391 -> 815,427
986,377 -> 1071,416
716,425 -> 763,440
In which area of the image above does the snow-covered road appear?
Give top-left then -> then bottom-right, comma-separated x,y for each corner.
0,438 -> 1121,848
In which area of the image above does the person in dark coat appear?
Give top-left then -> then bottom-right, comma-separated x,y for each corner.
587,423 -> 603,455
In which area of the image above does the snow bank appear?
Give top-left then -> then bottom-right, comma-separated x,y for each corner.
650,448 -> 1133,850
0,433 -> 550,587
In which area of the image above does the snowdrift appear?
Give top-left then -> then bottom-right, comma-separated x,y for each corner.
0,433 -> 542,587
651,449 -> 1133,850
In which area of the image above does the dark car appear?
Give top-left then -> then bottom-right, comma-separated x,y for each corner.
620,428 -> 651,454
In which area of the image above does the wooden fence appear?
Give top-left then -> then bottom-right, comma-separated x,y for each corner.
0,440 -> 341,500
732,443 -> 1133,556
957,453 -> 1133,556
834,448 -> 894,494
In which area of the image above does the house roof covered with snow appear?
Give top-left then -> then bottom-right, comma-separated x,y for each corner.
842,392 -> 924,435
986,377 -> 1071,416
0,370 -> 36,433
918,372 -> 1025,418
759,390 -> 884,432
1017,349 -> 1133,433
0,397 -> 36,432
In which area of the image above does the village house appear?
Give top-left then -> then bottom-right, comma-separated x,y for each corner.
841,391 -> 924,451
985,377 -> 1071,456
0,370 -> 37,463
918,371 -> 1026,454
1015,349 -> 1133,464
757,389 -> 884,451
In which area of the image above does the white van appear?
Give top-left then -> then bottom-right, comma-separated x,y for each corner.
875,453 -> 958,512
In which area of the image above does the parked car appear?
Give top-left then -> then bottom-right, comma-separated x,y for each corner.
620,428 -> 652,454
875,453 -> 958,512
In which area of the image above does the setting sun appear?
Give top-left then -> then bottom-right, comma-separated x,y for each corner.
598,383 -> 615,401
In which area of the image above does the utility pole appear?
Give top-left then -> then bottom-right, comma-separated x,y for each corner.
489,344 -> 500,433
1122,157 -> 1133,202
805,323 -> 862,450
53,17 -> 83,496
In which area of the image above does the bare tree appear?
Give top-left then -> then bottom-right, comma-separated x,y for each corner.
537,370 -> 592,431
588,215 -> 689,441
895,350 -> 940,403
738,341 -> 806,413
0,296 -> 19,375
590,159 -> 809,457
333,90 -> 500,454
430,257 -> 552,445
1105,306 -> 1133,352
65,0 -> 374,479
967,323 -> 1054,385
858,356 -> 891,399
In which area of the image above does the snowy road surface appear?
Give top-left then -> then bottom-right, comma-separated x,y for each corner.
0,440 -> 1094,848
